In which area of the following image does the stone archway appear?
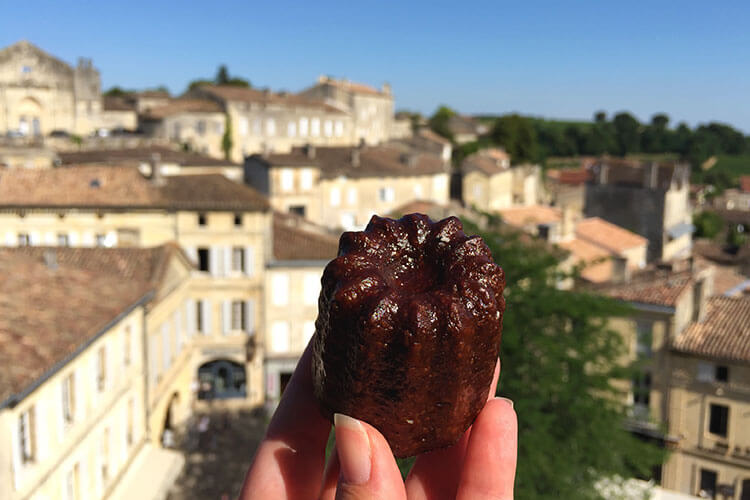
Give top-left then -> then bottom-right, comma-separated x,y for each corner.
197,359 -> 247,400
17,97 -> 42,136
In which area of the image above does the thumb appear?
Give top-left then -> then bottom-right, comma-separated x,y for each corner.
333,413 -> 406,500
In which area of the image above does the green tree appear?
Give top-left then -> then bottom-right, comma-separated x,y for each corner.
221,113 -> 233,160
642,113 -> 670,153
491,114 -> 539,164
692,211 -> 724,239
216,64 -> 230,85
461,218 -> 665,500
428,106 -> 456,142
612,112 -> 641,156
103,86 -> 131,97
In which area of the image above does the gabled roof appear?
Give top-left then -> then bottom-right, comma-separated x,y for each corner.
0,40 -> 73,76
253,145 -> 447,179
140,98 -> 223,119
558,238 -> 613,283
272,213 -> 339,262
498,205 -> 562,227
0,166 -> 269,211
197,85 -> 344,113
674,296 -> 750,363
314,77 -> 386,97
58,145 -> 239,167
575,217 -> 648,254
0,245 -> 184,406
462,149 -> 511,176
596,269 -> 694,308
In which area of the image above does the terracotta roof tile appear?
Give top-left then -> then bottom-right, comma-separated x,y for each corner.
320,78 -> 385,97
462,149 -> 510,176
58,145 -> 239,167
575,217 -> 648,254
597,269 -> 694,307
0,166 -> 269,211
272,213 -> 339,261
558,238 -> 613,283
740,175 -> 750,193
140,98 -> 223,119
102,96 -> 136,112
198,85 -> 345,113
498,205 -> 562,227
674,296 -> 750,363
0,246 -> 177,405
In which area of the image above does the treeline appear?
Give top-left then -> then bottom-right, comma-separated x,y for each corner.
429,107 -> 750,170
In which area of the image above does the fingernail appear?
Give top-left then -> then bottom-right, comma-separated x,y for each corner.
496,397 -> 514,409
334,413 -> 372,485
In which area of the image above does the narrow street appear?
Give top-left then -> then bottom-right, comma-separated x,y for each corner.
166,407 -> 269,500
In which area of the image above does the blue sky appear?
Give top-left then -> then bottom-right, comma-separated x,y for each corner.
2,1 -> 749,131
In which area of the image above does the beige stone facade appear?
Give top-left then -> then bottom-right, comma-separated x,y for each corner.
461,149 -> 541,212
0,41 -> 105,137
246,145 -> 450,231
299,76 -> 394,146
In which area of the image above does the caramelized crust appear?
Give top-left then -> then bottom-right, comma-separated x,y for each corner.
312,213 -> 505,457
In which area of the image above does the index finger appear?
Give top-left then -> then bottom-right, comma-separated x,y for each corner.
239,342 -> 331,499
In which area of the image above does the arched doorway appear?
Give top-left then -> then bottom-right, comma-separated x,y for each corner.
17,97 -> 42,136
197,360 -> 246,400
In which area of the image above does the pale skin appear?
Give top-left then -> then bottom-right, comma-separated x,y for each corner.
239,343 -> 517,500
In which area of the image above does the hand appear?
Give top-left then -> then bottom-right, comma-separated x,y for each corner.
239,344 -> 517,500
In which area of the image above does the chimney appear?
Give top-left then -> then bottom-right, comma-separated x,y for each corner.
382,82 -> 392,95
149,153 -> 164,185
351,148 -> 360,168
43,249 -> 58,270
611,256 -> 630,284
305,144 -> 316,159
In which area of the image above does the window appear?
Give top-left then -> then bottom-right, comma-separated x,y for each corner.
65,463 -> 80,500
97,347 -> 106,391
232,247 -> 245,273
300,169 -> 313,190
18,233 -> 30,246
234,213 -> 243,227
335,120 -> 344,137
698,362 -> 714,382
196,120 -> 206,136
231,300 -> 246,330
19,407 -> 35,463
311,118 -> 320,137
198,213 -> 207,226
287,121 -> 297,137
708,404 -> 729,437
252,119 -> 261,135
162,324 -> 171,370
266,118 -> 276,136
303,321 -> 316,344
101,428 -> 110,483
715,365 -> 729,383
126,399 -> 134,446
124,327 -> 131,366
632,372 -> 651,409
699,469 -> 717,498
635,321 -> 652,358
198,248 -> 209,272
280,169 -> 294,192
239,117 -> 248,137
324,120 -> 333,137
289,205 -> 306,217
304,273 -> 319,305
95,234 -> 106,247
346,187 -> 357,205
62,373 -> 75,424
378,187 -> 395,203
58,233 -> 69,247
299,117 -> 309,137
414,184 -> 424,200
330,187 -> 341,207
272,274 -> 289,306
271,321 -> 290,353
341,213 -> 356,230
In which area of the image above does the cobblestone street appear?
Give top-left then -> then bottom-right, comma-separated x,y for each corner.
166,407 -> 270,500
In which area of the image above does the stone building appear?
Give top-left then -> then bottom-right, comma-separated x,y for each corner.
0,245 -> 188,500
245,144 -> 451,231
714,176 -> 750,212
461,148 -> 541,211
447,115 -> 488,144
187,85 -> 354,162
0,167 -> 271,413
299,76 -> 394,146
0,41 -> 124,137
585,158 -> 693,263
263,213 -> 338,404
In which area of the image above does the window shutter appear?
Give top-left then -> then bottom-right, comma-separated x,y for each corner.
245,300 -> 255,334
185,247 -> 198,266
186,299 -> 196,337
245,246 -> 254,276
223,247 -> 232,276
91,354 -> 99,406
222,300 -> 231,335
209,247 -> 220,277
69,232 -> 80,247
12,413 -> 23,489
35,401 -> 47,461
29,231 -> 40,246
202,301 -> 212,335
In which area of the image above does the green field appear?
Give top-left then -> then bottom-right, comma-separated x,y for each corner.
708,155 -> 750,180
